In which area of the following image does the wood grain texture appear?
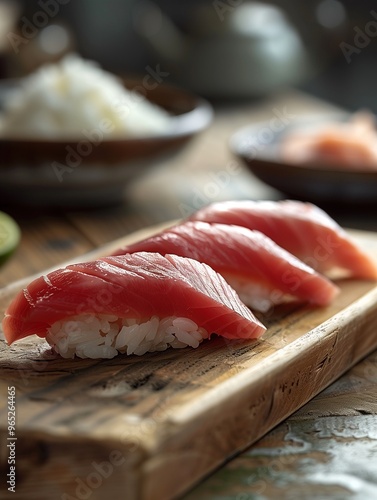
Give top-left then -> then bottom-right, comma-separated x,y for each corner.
0,227 -> 377,500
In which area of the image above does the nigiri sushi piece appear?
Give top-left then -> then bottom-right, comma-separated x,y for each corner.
112,221 -> 339,312
2,252 -> 265,359
190,200 -> 377,280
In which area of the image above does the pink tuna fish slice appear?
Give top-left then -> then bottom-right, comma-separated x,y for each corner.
2,252 -> 265,346
190,200 -> 377,279
112,221 -> 339,312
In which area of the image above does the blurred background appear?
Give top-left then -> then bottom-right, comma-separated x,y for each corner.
1,0 -> 377,253
1,0 -> 377,110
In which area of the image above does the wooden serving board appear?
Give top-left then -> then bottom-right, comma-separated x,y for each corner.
1,225 -> 377,500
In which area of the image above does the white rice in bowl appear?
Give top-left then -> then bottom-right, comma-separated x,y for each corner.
0,54 -> 171,139
46,314 -> 210,359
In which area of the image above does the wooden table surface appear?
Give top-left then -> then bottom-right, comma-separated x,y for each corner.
1,91 -> 377,499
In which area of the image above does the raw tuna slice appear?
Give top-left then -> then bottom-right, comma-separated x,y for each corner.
113,221 -> 339,312
190,200 -> 377,279
2,252 -> 265,359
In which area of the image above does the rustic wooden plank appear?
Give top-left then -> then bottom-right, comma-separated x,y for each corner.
0,227 -> 377,500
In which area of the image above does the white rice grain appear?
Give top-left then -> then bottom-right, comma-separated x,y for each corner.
172,318 -> 198,332
145,316 -> 159,342
174,329 -> 200,348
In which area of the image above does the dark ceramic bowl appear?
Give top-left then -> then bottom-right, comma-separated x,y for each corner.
230,114 -> 377,205
0,79 -> 213,207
